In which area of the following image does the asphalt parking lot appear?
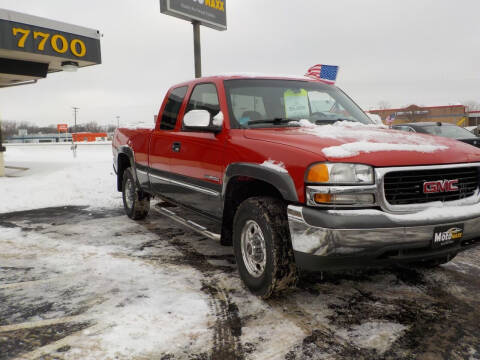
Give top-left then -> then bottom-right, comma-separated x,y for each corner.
1,204 -> 480,360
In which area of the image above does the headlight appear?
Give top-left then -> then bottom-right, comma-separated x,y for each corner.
306,163 -> 374,184
306,163 -> 376,206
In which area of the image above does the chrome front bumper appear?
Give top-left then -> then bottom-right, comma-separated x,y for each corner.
287,204 -> 480,269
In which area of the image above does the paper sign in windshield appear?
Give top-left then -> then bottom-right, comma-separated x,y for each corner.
284,89 -> 309,118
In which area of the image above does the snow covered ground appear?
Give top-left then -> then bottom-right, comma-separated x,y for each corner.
1,144 -> 480,359
0,143 -> 122,214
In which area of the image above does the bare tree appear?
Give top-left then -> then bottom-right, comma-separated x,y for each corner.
1,120 -> 18,138
401,105 -> 428,123
462,100 -> 480,112
106,124 -> 117,132
377,100 -> 392,110
1,120 -> 108,138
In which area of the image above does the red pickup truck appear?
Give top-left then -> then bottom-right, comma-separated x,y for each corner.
113,75 -> 480,298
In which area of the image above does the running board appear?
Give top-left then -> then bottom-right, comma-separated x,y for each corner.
153,206 -> 221,241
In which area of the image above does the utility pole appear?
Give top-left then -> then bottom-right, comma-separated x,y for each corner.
192,21 -> 202,78
72,107 -> 79,133
116,116 -> 120,128
0,117 -> 5,177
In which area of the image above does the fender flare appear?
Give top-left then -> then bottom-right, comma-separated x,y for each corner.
223,162 -> 299,202
116,145 -> 139,190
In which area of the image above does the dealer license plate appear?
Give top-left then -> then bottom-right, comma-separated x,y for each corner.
432,224 -> 464,248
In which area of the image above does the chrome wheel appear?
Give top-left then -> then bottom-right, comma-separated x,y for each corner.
125,177 -> 135,210
240,220 -> 267,278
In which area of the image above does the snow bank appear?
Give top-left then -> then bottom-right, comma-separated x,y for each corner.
0,144 -> 122,213
260,159 -> 288,173
1,219 -> 213,358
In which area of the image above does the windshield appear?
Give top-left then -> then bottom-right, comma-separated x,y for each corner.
422,125 -> 478,139
223,79 -> 373,129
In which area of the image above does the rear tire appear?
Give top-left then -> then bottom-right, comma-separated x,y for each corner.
122,167 -> 150,220
233,197 -> 297,298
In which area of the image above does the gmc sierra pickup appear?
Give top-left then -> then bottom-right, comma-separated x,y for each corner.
113,75 -> 480,298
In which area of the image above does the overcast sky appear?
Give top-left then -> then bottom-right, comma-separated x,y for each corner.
0,0 -> 479,127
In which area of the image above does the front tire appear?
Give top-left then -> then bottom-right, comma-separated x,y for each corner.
233,197 -> 297,298
122,167 -> 150,220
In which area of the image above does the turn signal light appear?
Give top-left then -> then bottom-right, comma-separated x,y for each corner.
314,193 -> 332,203
313,193 -> 374,205
306,164 -> 329,183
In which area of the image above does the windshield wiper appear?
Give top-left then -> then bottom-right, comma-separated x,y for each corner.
247,118 -> 299,126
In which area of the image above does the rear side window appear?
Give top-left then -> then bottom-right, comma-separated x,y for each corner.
185,83 -> 220,117
160,86 -> 188,130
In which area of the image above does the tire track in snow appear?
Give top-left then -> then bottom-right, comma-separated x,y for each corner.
201,281 -> 244,360
142,221 -> 245,359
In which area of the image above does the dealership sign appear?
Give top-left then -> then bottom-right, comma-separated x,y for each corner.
57,124 -> 68,133
0,18 -> 101,64
160,0 -> 227,30
0,9 -> 101,87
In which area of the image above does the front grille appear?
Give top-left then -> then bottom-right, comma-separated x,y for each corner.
384,167 -> 479,205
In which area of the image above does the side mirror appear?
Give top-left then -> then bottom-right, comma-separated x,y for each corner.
183,109 -> 223,133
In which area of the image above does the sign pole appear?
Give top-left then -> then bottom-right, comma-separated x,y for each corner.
0,117 -> 4,177
160,0 -> 226,78
192,21 -> 202,78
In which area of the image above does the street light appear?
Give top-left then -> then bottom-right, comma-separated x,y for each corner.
61,61 -> 79,72
116,116 -> 120,128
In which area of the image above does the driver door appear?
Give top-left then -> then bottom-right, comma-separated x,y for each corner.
165,82 -> 226,218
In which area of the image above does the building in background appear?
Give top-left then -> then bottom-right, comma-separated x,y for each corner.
72,132 -> 107,142
7,132 -> 107,143
468,111 -> 480,128
7,133 -> 72,143
369,105 -> 468,126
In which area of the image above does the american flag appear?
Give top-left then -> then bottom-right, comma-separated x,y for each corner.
386,113 -> 396,124
305,64 -> 339,84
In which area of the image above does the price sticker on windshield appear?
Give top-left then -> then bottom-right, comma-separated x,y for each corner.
284,89 -> 310,119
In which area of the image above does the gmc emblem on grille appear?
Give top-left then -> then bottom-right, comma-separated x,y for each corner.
423,179 -> 459,194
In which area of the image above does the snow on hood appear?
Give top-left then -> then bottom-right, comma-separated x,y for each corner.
323,141 -> 447,158
297,121 -> 449,158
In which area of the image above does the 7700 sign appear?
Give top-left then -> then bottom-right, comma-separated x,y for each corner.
12,27 -> 86,57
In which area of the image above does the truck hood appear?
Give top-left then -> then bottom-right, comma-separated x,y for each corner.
244,122 -> 480,166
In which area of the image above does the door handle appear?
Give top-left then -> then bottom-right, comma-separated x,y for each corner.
172,142 -> 181,152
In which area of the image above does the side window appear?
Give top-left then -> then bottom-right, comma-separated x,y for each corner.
160,86 -> 188,130
185,83 -> 220,118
